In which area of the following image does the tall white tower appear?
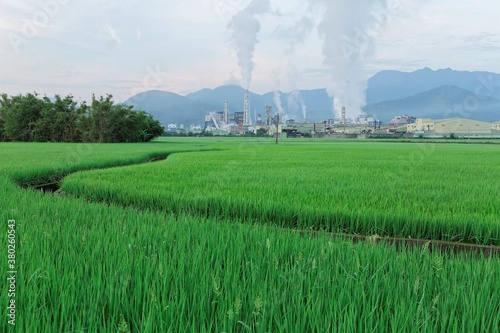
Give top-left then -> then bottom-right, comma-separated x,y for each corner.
244,90 -> 250,125
223,99 -> 229,123
265,105 -> 273,126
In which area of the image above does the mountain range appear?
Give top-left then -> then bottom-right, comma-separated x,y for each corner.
124,68 -> 500,126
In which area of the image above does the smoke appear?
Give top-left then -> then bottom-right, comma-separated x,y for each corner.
273,91 -> 284,114
274,16 -> 315,52
300,94 -> 307,122
228,0 -> 270,90
314,0 -> 408,120
287,90 -> 307,122
273,90 -> 290,121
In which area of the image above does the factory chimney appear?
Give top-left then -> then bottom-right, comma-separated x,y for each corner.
265,105 -> 272,126
244,90 -> 250,125
224,99 -> 229,123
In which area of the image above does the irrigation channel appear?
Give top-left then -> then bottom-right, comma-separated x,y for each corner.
22,154 -> 500,258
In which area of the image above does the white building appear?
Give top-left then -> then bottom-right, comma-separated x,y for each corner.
407,118 -> 493,136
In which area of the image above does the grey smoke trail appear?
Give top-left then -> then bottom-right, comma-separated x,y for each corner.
228,0 -> 270,89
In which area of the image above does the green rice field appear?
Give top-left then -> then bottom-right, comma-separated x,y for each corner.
1,138 -> 499,332
63,140 -> 500,245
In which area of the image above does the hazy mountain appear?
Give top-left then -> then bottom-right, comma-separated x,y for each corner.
261,89 -> 333,122
188,86 -> 333,122
367,67 -> 500,104
186,85 -> 268,115
124,88 -> 291,126
124,90 -> 215,126
363,85 -> 500,122
124,68 -> 500,126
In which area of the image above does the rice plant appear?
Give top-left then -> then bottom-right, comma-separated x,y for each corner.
1,138 -> 498,332
62,140 -> 500,245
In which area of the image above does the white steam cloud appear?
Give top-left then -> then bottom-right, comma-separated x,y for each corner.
287,90 -> 307,122
314,0 -> 411,119
228,0 -> 270,90
273,91 -> 284,115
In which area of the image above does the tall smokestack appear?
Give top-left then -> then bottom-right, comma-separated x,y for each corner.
224,99 -> 229,123
265,104 -> 272,126
244,90 -> 250,125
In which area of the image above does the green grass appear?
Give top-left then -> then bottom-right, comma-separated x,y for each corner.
1,138 -> 499,332
63,140 -> 500,245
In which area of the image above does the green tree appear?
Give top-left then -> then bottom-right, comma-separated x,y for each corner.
137,111 -> 164,142
0,93 -> 164,143
0,95 -> 7,141
33,95 -> 80,142
54,95 -> 79,142
256,128 -> 269,137
2,93 -> 44,141
90,94 -> 114,143
33,97 -> 57,142
76,101 -> 92,142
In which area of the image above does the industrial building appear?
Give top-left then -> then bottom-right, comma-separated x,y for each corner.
204,91 -> 255,134
405,118 -> 500,137
355,115 -> 378,126
203,97 -> 500,139
389,115 -> 416,127
281,122 -> 327,137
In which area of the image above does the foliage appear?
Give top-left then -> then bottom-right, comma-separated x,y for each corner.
1,92 -> 43,141
0,93 -> 164,143
256,127 -> 269,137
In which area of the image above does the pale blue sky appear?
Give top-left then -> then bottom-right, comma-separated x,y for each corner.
1,0 -> 499,103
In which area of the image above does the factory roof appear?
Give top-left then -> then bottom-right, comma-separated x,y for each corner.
424,117 -> 493,124
429,118 -> 460,123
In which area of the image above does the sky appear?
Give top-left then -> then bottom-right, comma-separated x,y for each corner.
1,0 -> 500,105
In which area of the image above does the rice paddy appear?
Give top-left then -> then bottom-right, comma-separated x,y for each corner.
63,140 -> 500,245
1,138 -> 499,332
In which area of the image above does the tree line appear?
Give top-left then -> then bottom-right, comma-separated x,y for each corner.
0,93 -> 164,143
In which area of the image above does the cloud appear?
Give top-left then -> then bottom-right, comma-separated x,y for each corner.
1,0 -> 500,102
106,24 -> 122,46
460,32 -> 500,52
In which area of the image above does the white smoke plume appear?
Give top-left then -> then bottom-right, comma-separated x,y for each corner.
274,16 -> 315,53
273,90 -> 287,121
286,90 -> 307,122
228,0 -> 270,90
273,91 -> 284,114
300,94 -> 307,122
313,0 -> 411,119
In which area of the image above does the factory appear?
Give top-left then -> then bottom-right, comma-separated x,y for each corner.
204,102 -> 383,137
281,107 -> 382,138
204,96 -> 500,138
204,91 -> 280,136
